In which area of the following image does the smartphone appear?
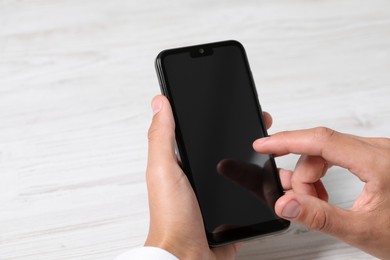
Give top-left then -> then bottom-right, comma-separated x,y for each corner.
155,40 -> 290,246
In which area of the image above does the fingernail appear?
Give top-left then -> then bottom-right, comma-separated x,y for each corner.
152,99 -> 163,115
281,200 -> 301,219
255,137 -> 269,145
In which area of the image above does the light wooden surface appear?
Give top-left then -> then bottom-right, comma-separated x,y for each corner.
1,0 -> 389,259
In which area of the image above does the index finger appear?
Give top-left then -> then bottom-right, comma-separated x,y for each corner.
253,127 -> 377,183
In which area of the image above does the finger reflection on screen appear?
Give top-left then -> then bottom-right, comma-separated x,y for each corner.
216,159 -> 278,210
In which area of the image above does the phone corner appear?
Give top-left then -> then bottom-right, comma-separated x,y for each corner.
225,39 -> 245,50
154,50 -> 165,69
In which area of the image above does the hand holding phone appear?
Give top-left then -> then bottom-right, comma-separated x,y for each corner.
155,40 -> 289,246
145,95 -> 239,259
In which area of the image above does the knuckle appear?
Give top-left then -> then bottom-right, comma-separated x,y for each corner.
290,175 -> 300,187
313,127 -> 336,141
147,122 -> 159,142
147,116 -> 175,143
306,208 -> 329,231
382,154 -> 390,170
372,144 -> 390,185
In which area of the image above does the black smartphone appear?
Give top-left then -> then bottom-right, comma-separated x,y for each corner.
155,40 -> 290,246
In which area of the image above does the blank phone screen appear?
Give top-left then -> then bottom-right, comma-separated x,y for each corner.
158,41 -> 287,243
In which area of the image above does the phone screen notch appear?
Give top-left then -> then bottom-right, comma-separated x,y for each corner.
190,46 -> 214,58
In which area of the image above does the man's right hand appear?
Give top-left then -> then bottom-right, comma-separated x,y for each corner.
253,127 -> 390,259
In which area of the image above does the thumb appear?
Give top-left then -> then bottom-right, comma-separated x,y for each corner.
147,95 -> 176,168
275,194 -> 357,238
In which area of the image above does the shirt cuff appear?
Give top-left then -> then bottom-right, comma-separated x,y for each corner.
114,246 -> 179,260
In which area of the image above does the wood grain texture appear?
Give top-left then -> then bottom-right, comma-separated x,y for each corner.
0,0 -> 389,259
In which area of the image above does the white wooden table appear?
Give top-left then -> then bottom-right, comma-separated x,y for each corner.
1,0 -> 389,259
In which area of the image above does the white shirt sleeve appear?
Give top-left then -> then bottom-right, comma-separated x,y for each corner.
114,246 -> 179,260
